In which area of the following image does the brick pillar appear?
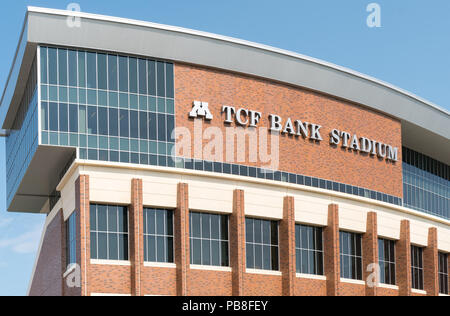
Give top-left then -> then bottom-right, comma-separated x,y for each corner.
363,212 -> 378,296
230,189 -> 246,296
175,183 -> 189,296
280,196 -> 296,296
324,204 -> 340,296
424,227 -> 439,296
130,179 -> 144,296
448,255 -> 450,295
75,175 -> 90,297
397,220 -> 411,296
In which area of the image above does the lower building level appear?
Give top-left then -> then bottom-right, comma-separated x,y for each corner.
28,161 -> 450,296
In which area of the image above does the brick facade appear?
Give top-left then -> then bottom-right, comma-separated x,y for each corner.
363,212 -> 378,296
424,227 -> 439,296
28,175 -> 446,297
324,204 -> 340,296
174,63 -> 403,197
397,220 -> 412,296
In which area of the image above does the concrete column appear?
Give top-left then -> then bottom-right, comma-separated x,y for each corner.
280,196 -> 296,296
75,175 -> 90,297
130,179 -> 144,296
363,212 -> 378,296
397,220 -> 411,296
324,204 -> 340,296
175,183 -> 190,296
424,227 -> 439,296
230,189 -> 246,296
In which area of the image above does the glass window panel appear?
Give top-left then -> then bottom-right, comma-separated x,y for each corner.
166,212 -> 173,236
109,108 -> 118,137
221,216 -> 228,241
86,52 -> 97,89
97,53 -> 107,90
147,236 -> 156,262
246,219 -> 253,243
157,113 -> 166,141
192,239 -> 201,265
246,243 -> 254,269
138,59 -> 147,95
68,50 -> 77,86
221,242 -> 229,267
201,214 -> 211,239
191,213 -> 201,238
58,49 -> 67,86
68,104 -> 78,133
108,233 -> 118,260
87,106 -> 97,134
49,102 -> 58,131
79,105 -> 86,134
156,61 -> 165,97
147,209 -> 156,235
139,111 -> 148,140
211,215 -> 220,240
254,245 -> 263,269
202,240 -> 211,265
211,240 -> 220,266
260,221 -> 269,245
119,110 -> 129,137
167,115 -> 175,142
118,234 -> 128,260
118,207 -> 128,233
98,107 -> 108,136
90,232 -> 97,259
108,55 -> 118,91
166,63 -> 174,98
263,246 -> 271,270
271,222 -> 278,245
40,47 -> 48,84
129,58 -> 137,94
119,56 -> 128,92
156,236 -> 165,262
48,48 -> 58,85
77,51 -> 86,87
254,220 -> 262,243
130,111 -> 139,138
156,210 -> 165,235
166,237 -> 174,263
97,232 -> 108,259
59,103 -> 68,132
41,102 -> 48,131
148,60 -> 156,96
148,112 -> 157,141
107,206 -> 117,231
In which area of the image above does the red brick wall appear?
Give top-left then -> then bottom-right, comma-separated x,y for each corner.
339,283 -> 365,296
89,265 -> 131,295
174,63 -> 403,197
243,274 -> 283,296
187,270 -> 233,296
28,210 -> 64,296
29,176 -> 445,297
294,278 -> 327,296
141,267 -> 177,296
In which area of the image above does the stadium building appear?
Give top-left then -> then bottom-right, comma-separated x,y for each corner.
1,7 -> 449,296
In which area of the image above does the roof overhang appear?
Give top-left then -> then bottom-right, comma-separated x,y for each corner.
1,7 -> 449,164
8,145 -> 76,213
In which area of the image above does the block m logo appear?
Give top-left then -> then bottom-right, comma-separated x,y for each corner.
189,101 -> 213,120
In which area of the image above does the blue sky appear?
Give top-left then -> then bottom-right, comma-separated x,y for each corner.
0,0 -> 448,296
